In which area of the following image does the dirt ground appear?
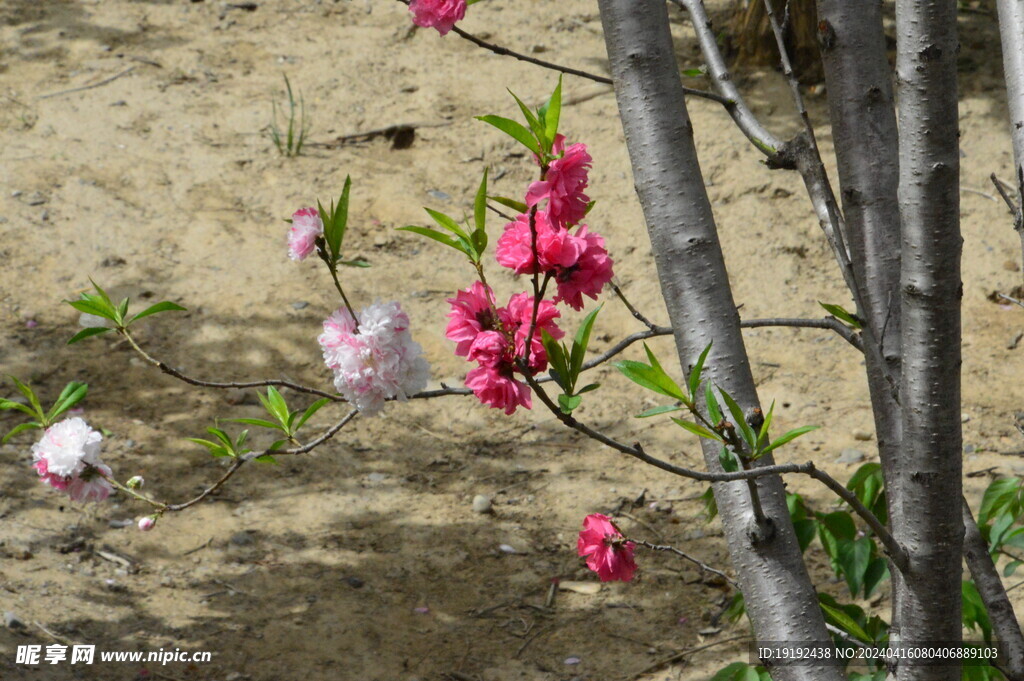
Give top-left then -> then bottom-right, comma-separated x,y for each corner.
1,1 -> 1023,680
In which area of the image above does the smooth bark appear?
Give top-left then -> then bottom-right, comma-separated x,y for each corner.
997,0 -> 1024,274
597,3 -> 842,680
894,2 -> 964,680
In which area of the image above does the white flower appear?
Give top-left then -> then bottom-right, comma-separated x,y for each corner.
31,417 -> 102,478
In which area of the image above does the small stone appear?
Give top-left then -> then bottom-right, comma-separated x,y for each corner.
291,301 -> 308,310
229,531 -> 255,546
564,657 -> 581,665
367,472 -> 387,482
108,518 -> 134,529
964,444 -> 975,454
961,413 -> 971,423
836,448 -> 865,464
698,627 -> 722,636
4,611 -> 26,631
224,389 -> 259,406
498,543 -> 517,554
530,44 -> 547,54
852,429 -> 873,441
344,576 -> 364,589
471,494 -> 492,514
1008,331 -> 1024,350
1004,260 -> 1020,272
427,189 -> 450,202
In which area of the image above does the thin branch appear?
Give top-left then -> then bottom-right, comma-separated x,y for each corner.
611,281 -> 659,331
633,539 -> 738,587
519,371 -> 908,571
992,172 -> 1024,231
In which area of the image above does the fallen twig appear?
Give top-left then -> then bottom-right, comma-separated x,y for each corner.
39,67 -> 137,100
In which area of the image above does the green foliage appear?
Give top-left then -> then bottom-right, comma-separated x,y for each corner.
65,280 -> 186,343
399,170 -> 490,265
226,386 -> 328,448
710,662 -> 770,681
268,74 -> 309,157
0,378 -> 89,441
314,176 -> 369,269
962,581 -> 994,643
818,301 -> 863,329
541,305 -> 602,414
477,77 -> 564,160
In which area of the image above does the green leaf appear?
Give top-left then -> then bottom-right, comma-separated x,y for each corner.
508,90 -> 544,147
793,518 -> 817,553
67,327 -> 112,345
682,66 -> 707,77
338,258 -> 371,268
475,115 -> 541,155
187,437 -> 231,458
226,418 -> 283,430
67,299 -> 117,320
129,301 -> 187,324
635,404 -> 683,419
700,487 -> 718,522
820,511 -> 857,542
614,359 -> 686,401
687,342 -> 712,403
719,388 -> 755,448
671,417 -> 725,442
558,393 -> 582,414
837,536 -> 871,596
760,425 -> 820,456
569,304 -> 602,383
1004,560 -> 1022,577
473,168 -> 488,237
0,398 -> 37,418
326,176 -> 352,260
756,400 -> 775,450
2,421 -> 43,444
47,381 -> 88,422
425,208 -> 471,240
253,454 -> 279,464
863,556 -> 889,598
818,301 -> 863,330
576,383 -> 600,394
489,195 -> 529,214
541,330 -> 570,392
705,382 -> 723,425
718,446 -> 739,473
295,398 -> 330,431
399,225 -> 461,249
541,76 -> 562,151
710,662 -> 749,681
819,600 -> 871,643
9,376 -> 43,419
979,476 -> 1021,523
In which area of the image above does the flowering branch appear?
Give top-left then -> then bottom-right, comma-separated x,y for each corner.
521,370 -> 908,570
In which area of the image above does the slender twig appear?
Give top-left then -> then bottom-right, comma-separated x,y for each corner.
519,371 -> 908,570
632,539 -> 738,587
624,635 -> 749,681
611,281 -> 659,331
395,0 -> 729,105
327,265 -> 360,328
38,67 -> 136,100
992,172 -> 1024,231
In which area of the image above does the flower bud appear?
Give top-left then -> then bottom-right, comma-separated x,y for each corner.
137,516 -> 157,532
126,476 -> 145,489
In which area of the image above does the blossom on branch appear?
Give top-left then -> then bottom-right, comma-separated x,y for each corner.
577,513 -> 637,582
288,207 -> 323,261
318,301 -> 431,416
527,137 -> 592,228
553,226 -> 615,311
445,284 -> 563,414
409,0 -> 466,36
31,417 -> 114,503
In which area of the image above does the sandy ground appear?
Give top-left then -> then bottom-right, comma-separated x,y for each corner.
1,1 -> 1023,680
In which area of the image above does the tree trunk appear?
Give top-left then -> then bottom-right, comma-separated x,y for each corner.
730,0 -> 822,82
597,3 -> 843,680
894,2 -> 964,680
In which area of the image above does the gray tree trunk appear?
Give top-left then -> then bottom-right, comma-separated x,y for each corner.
893,2 -> 964,681
596,3 -> 842,680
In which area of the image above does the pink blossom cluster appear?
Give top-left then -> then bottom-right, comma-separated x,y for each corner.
446,135 -> 613,413
31,417 -> 114,503
408,0 -> 466,36
318,301 -> 431,416
288,207 -> 323,261
446,282 -> 563,414
577,513 -> 637,582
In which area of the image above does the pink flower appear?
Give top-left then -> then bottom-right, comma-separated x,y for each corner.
32,457 -> 69,491
445,282 -> 499,357
465,365 -> 532,415
288,207 -> 323,261
554,226 -> 614,310
467,330 -> 509,368
409,0 -> 466,36
66,462 -> 113,503
577,513 -> 637,582
317,301 -> 431,416
495,211 -> 585,276
138,516 -> 156,532
527,141 -> 592,228
503,292 -> 563,371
